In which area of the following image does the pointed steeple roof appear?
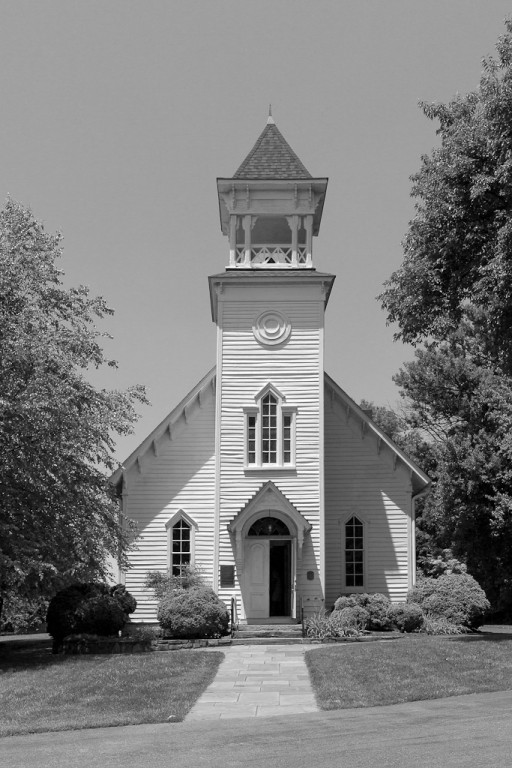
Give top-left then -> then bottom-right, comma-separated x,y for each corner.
233,116 -> 312,180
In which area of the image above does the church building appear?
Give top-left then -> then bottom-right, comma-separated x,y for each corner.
111,116 -> 430,624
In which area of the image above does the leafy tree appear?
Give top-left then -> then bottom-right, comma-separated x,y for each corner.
379,22 -> 512,616
380,20 -> 512,374
0,199 -> 146,624
395,337 -> 512,615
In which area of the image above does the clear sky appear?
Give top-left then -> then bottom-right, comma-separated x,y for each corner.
1,1 -> 510,463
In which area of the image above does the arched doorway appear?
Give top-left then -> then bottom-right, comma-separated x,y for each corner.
247,516 -> 292,617
227,481 -> 312,622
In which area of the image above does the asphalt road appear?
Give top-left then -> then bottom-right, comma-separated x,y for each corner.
2,688 -> 511,768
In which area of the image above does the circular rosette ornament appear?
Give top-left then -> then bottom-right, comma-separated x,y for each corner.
253,310 -> 291,347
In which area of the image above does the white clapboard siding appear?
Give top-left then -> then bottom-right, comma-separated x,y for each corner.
217,294 -> 325,614
324,383 -> 413,606
124,389 -> 216,622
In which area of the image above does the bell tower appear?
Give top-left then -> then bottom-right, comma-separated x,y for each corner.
216,112 -> 328,270
210,115 -> 334,621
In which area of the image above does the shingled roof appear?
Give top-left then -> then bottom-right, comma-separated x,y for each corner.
233,117 -> 312,179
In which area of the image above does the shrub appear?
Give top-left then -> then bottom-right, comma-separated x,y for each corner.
422,613 -> 468,635
408,573 -> 490,629
388,602 -> 424,633
157,586 -> 229,638
332,606 -> 369,632
364,593 -> 393,630
109,584 -> 137,616
333,595 -> 359,611
305,611 -> 336,640
305,608 -> 367,639
47,582 -> 137,651
145,565 -> 206,601
75,595 -> 126,636
0,594 -> 49,634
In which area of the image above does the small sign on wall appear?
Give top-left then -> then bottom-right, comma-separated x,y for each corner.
220,565 -> 235,588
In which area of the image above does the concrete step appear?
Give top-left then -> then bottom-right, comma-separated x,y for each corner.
234,624 -> 304,642
231,636 -> 307,645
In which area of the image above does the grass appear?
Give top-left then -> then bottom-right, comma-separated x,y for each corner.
305,635 -> 512,710
0,640 -> 223,737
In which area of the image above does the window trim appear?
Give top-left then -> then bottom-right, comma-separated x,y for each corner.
165,510 -> 197,575
341,513 -> 366,593
243,384 -> 297,469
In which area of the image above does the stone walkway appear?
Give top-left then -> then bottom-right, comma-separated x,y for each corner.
187,643 -> 319,720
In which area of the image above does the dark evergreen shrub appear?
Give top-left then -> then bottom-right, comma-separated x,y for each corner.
408,573 -> 490,629
47,582 -> 137,652
75,595 -> 126,636
388,602 -> 424,633
157,586 -> 229,638
109,584 -> 137,615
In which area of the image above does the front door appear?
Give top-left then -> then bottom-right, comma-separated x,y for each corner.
245,539 -> 292,620
246,540 -> 269,619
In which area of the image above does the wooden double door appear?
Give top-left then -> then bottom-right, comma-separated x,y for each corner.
245,539 -> 293,620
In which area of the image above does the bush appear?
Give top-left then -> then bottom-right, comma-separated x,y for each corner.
157,586 -> 229,638
110,584 -> 137,616
422,613 -> 468,635
0,594 -> 49,634
408,573 -> 490,629
333,595 -> 359,611
332,606 -> 369,632
305,608 -> 368,640
332,592 -> 393,630
145,565 -> 206,601
47,582 -> 137,651
388,602 -> 424,633
75,595 -> 126,636
363,593 -> 393,630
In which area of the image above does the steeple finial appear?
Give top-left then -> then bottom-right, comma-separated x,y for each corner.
267,104 -> 275,124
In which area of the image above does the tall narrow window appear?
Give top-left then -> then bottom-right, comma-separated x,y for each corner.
247,414 -> 257,464
171,519 -> 191,576
262,393 -> 277,463
244,385 -> 296,467
345,516 -> 364,588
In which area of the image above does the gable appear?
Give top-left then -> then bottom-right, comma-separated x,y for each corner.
111,367 -> 216,489
324,373 -> 430,496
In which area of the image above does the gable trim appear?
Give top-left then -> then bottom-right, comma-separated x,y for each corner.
325,372 -> 431,496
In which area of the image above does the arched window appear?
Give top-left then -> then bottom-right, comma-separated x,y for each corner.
345,516 -> 364,588
245,385 -> 296,467
248,517 -> 290,536
165,511 -> 197,576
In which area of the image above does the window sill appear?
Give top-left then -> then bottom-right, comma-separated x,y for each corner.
244,466 -> 297,476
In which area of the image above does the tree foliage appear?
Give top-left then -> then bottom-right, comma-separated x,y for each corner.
380,19 -> 512,373
379,22 -> 512,616
0,200 -> 146,619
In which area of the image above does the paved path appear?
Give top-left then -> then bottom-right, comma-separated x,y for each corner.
187,643 -> 319,719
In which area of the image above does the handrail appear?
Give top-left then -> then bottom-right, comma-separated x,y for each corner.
230,596 -> 239,638
300,596 -> 305,638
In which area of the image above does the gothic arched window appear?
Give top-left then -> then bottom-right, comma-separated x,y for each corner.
245,385 -> 296,467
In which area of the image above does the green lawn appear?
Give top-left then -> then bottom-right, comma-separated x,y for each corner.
305,635 -> 512,709
0,641 -> 223,736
